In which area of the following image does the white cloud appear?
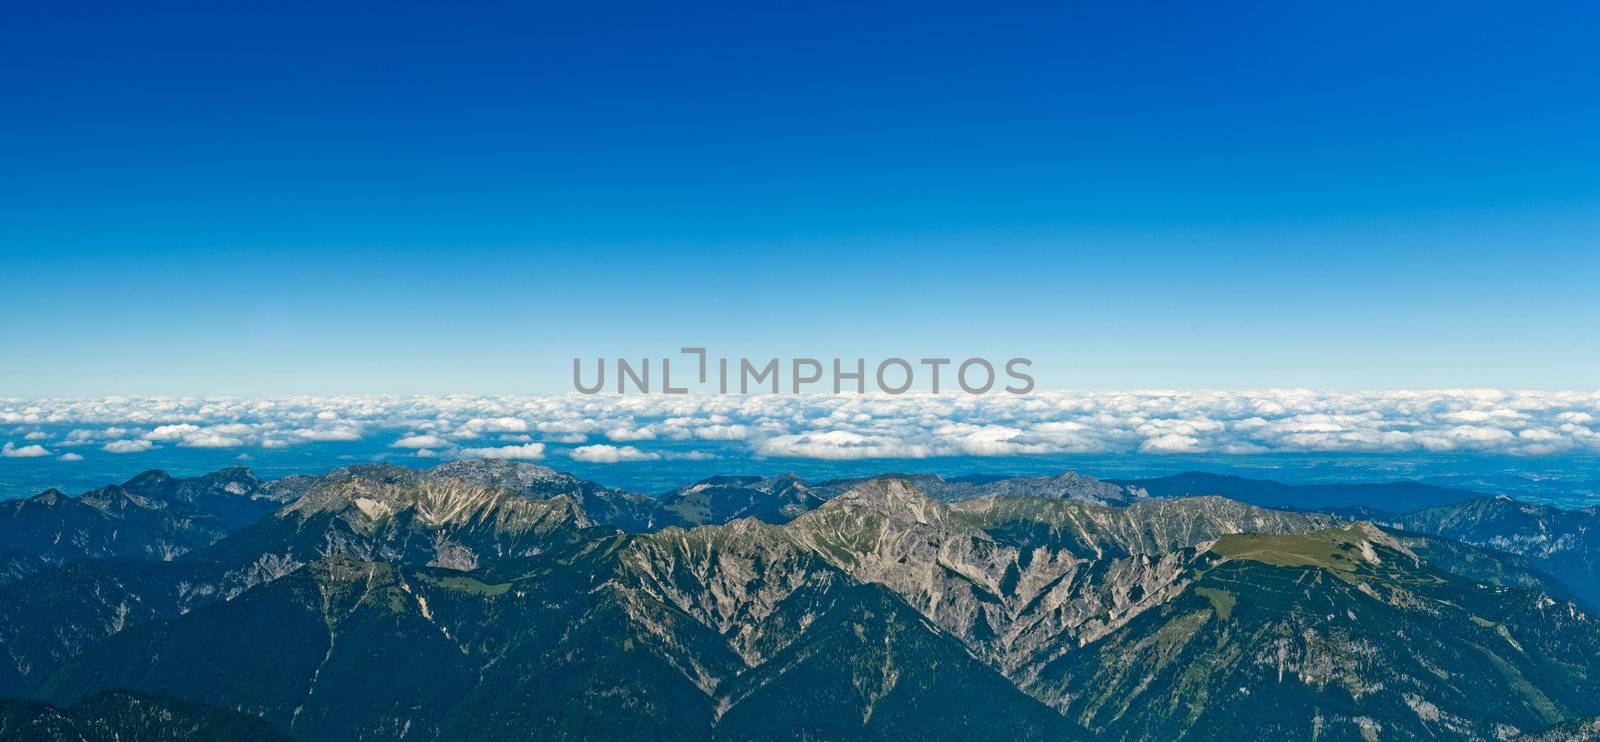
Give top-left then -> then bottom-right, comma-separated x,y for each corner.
460,417 -> 529,435
180,433 -> 245,448
293,428 -> 362,442
665,450 -> 719,461
2,442 -> 52,458
145,424 -> 201,442
694,424 -> 750,441
569,444 -> 660,463
209,423 -> 257,436
604,426 -> 656,442
1140,433 -> 1204,453
756,430 -> 932,460
3,390 -> 1597,462
457,443 -> 546,460
392,434 -> 450,449
58,452 -> 84,462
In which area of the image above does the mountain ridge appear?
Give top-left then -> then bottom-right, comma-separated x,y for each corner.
4,463 -> 1600,740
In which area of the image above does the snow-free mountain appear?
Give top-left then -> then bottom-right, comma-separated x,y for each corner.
3,461 -> 1599,740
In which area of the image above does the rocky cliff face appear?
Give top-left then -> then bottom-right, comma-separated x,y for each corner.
424,459 -> 661,531
785,480 -> 1344,705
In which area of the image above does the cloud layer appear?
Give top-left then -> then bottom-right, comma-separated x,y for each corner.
3,390 -> 1599,463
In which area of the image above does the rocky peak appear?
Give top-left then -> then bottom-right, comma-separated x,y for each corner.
257,464 -> 419,505
811,471 -> 1148,505
119,466 -> 263,503
329,463 -> 422,484
427,459 -> 565,488
979,470 -> 1145,505
697,475 -> 763,487
26,488 -> 67,506
787,478 -> 971,580
283,475 -> 594,532
662,477 -> 744,501
424,459 -> 660,532
204,466 -> 262,490
818,477 -> 948,526
208,475 -> 602,583
77,485 -> 162,514
809,472 -> 956,501
753,473 -> 812,496
121,469 -> 173,492
653,473 -> 824,528
1051,470 -> 1148,498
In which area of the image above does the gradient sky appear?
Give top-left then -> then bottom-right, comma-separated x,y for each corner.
4,2 -> 1598,396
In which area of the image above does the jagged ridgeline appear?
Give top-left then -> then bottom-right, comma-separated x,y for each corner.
3,461 -> 1600,740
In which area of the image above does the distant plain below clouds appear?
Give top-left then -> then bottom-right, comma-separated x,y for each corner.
1,390 -> 1599,465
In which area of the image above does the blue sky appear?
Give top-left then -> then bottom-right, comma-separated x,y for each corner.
3,2 -> 1598,395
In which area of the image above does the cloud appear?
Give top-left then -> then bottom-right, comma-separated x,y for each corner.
135,423 -> 258,449
293,428 -> 362,442
693,424 -> 751,441
755,431 -> 931,460
665,450 -> 719,461
58,452 -> 84,462
2,442 -> 52,458
569,444 -> 661,463
604,426 -> 656,442
1140,433 -> 1204,453
458,417 -> 529,436
456,443 -> 546,460
180,433 -> 245,448
3,390 -> 1598,462
392,434 -> 450,449
145,424 -> 201,442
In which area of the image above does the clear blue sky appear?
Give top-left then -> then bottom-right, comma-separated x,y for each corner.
3,1 -> 1598,396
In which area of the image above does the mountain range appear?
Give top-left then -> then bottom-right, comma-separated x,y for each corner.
3,461 -> 1599,740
